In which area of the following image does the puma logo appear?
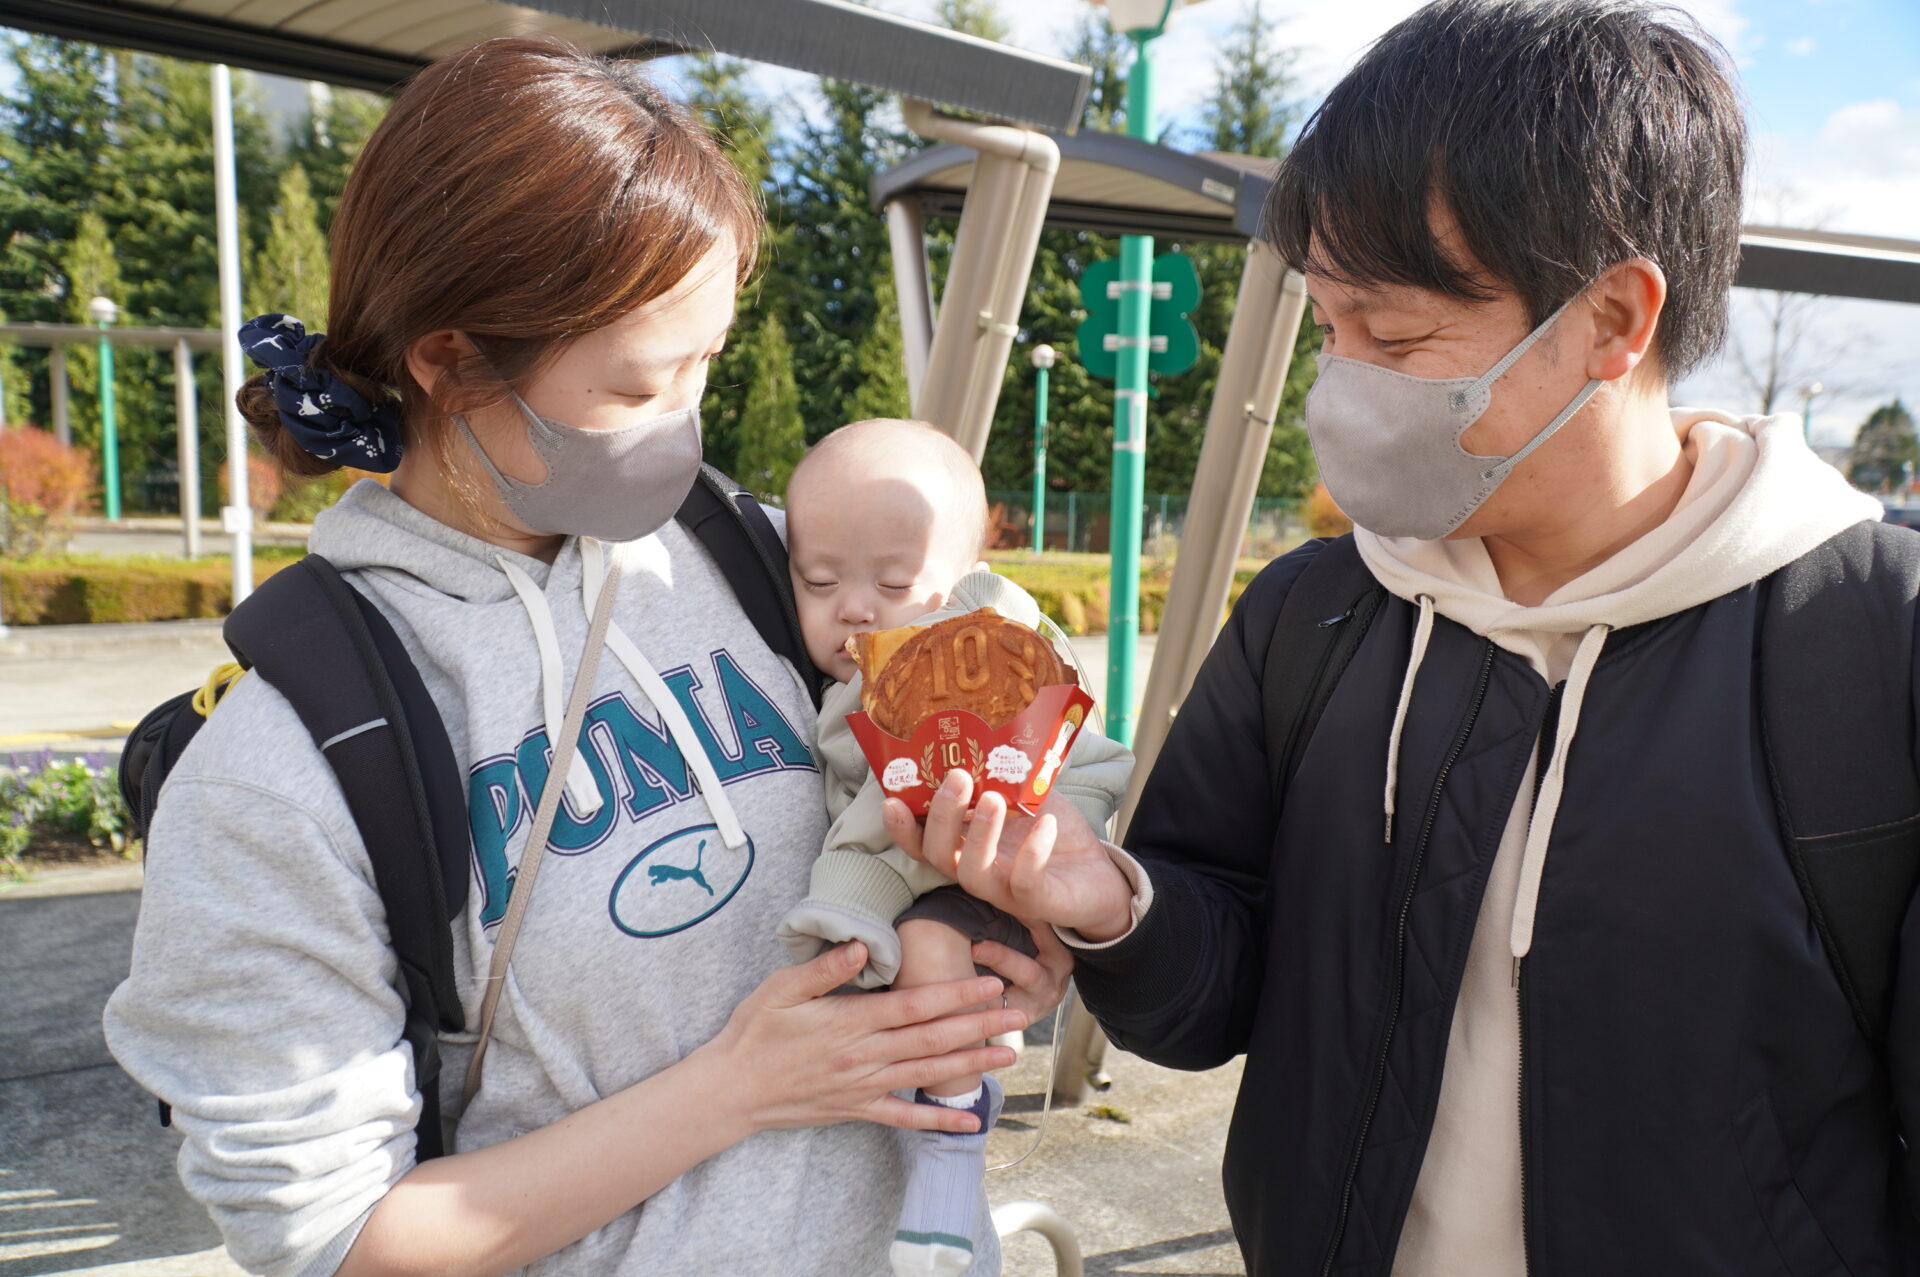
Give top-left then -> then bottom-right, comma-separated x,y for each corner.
647,839 -> 713,896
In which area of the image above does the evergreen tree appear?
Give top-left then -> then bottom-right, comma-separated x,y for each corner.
1198,1 -> 1299,156
676,52 -> 778,481
249,163 -> 330,329
283,83 -> 386,232
843,272 -> 911,422
976,17 -> 1130,498
776,78 -> 915,443
102,54 -> 276,508
734,315 -> 806,501
1849,399 -> 1919,494
60,210 -> 121,454
1159,0 -> 1316,502
932,0 -> 1010,43
0,36 -> 113,324
0,37 -> 113,439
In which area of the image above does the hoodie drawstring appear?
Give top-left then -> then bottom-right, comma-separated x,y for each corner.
497,555 -> 604,816
1508,622 -> 1610,979
580,540 -> 748,851
1383,595 -> 1437,844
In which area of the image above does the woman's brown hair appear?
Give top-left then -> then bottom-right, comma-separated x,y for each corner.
239,37 -> 761,478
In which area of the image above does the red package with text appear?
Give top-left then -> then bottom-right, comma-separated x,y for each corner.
844,608 -> 1093,816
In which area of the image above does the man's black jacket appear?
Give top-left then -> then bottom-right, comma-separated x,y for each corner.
1074,536 -> 1920,1276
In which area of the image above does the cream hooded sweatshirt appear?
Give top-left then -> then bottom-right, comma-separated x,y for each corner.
1366,409 -> 1882,1276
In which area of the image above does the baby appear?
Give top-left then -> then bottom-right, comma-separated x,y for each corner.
777,418 -> 1133,1277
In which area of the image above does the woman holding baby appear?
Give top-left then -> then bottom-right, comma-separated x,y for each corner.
103,39 -> 1073,1276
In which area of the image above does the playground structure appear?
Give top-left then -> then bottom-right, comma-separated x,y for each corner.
10,0 -> 1920,1266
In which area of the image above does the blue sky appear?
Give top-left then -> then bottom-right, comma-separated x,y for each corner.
1735,0 -> 1920,160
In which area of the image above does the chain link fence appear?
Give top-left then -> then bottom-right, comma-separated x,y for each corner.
986,489 -> 1304,560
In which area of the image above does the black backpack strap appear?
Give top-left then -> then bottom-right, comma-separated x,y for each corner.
223,555 -> 467,1159
1263,535 -> 1388,800
676,464 -> 826,709
1760,519 -> 1920,1045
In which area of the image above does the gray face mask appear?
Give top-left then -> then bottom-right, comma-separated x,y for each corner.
1304,290 -> 1604,540
455,394 -> 703,543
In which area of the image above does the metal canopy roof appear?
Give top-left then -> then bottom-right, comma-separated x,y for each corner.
872,130 -> 1276,244
0,0 -> 1092,126
1735,225 -> 1920,306
876,142 -> 1920,306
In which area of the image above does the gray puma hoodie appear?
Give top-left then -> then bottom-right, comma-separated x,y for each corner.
104,480 -> 998,1276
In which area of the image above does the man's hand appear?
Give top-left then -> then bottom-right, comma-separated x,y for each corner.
882,770 -> 1136,943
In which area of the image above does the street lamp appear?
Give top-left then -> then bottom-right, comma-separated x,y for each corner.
1799,380 -> 1825,445
1031,344 -> 1056,554
87,295 -> 121,522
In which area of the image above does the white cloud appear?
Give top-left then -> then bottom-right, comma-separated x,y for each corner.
1786,35 -> 1816,56
1751,98 -> 1920,240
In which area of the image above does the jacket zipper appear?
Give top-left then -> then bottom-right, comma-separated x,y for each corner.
1320,639 -> 1498,1276
1276,604 -> 1362,785
1516,960 -> 1534,1275
1514,684 -> 1560,1277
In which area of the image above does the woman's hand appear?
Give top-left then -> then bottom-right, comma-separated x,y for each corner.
883,770 -> 1136,942
974,924 -> 1074,1024
698,941 -> 1028,1136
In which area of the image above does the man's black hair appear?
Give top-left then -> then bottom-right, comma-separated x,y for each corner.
1266,0 -> 1746,378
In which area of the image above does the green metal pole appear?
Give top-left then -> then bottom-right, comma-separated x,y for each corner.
1032,362 -> 1050,553
1106,26 -> 1157,745
98,322 -> 120,522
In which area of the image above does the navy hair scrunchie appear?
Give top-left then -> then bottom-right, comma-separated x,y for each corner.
238,314 -> 403,472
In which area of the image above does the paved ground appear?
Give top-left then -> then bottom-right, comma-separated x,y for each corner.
0,615 -> 1154,755
1,608 -> 1225,1275
0,876 -> 246,1276
0,867 -> 1241,1276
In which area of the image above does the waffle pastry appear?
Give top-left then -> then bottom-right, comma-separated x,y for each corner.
851,608 -> 1075,736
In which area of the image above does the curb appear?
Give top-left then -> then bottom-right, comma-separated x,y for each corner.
0,618 -> 227,660
0,726 -> 135,752
0,861 -> 143,899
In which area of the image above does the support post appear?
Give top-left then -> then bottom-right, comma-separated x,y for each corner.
175,339 -> 202,558
900,101 -> 1059,462
886,198 -> 935,409
97,322 -> 119,521
1105,29 -> 1158,746
213,64 -> 253,602
1121,246 -> 1306,833
49,347 -> 69,445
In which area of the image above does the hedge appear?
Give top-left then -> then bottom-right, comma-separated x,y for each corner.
1,548 -> 1265,632
0,552 -> 302,625
987,551 -> 1262,636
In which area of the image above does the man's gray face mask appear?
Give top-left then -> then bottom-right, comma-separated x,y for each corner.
455,393 -> 703,543
1303,289 -> 1604,540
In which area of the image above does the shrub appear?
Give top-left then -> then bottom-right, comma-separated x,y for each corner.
0,427 -> 95,558
0,552 -> 302,624
220,453 -> 284,517
0,751 -> 130,878
1304,482 -> 1353,538
271,468 -> 388,524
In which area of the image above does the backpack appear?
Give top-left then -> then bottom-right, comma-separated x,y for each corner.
119,465 -> 824,1159
1261,523 -> 1920,1047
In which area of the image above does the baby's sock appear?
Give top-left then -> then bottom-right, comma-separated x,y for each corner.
890,1075 -> 1002,1276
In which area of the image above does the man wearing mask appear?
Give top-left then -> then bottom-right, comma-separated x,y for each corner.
886,0 -> 1920,1272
